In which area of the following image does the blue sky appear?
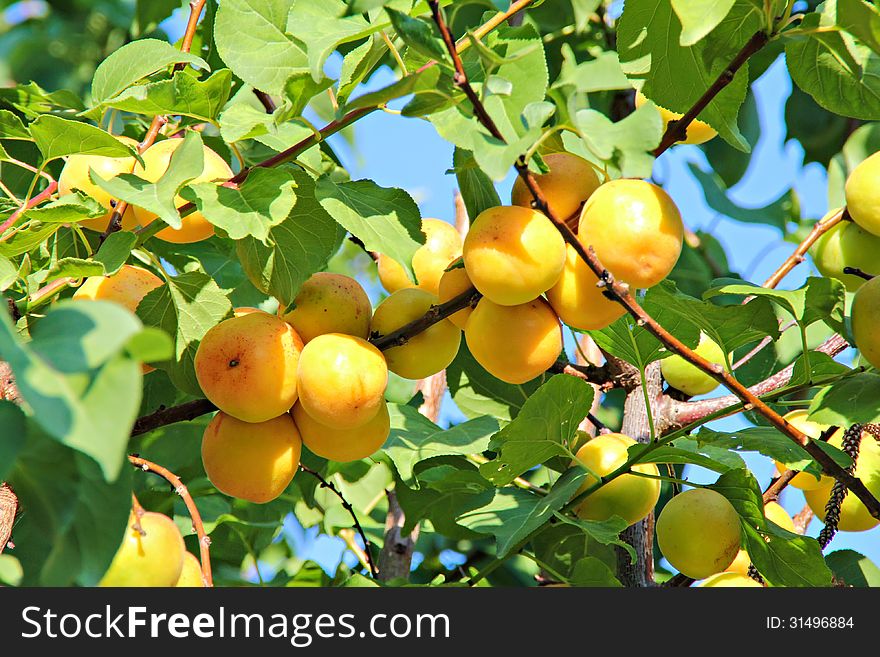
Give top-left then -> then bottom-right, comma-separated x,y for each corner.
158,11 -> 879,577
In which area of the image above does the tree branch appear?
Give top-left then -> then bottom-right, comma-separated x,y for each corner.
652,30 -> 769,157
378,490 -> 419,582
370,287 -> 481,350
131,398 -> 217,436
0,483 -> 17,555
127,455 -> 213,587
762,208 -> 845,289
426,2 -> 880,519
299,464 -> 378,579
0,180 -> 58,239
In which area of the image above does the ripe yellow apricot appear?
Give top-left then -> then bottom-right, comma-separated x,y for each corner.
463,205 -> 566,305
726,548 -> 751,577
852,276 -> 880,370
202,412 -> 302,504
73,264 -> 163,313
58,135 -> 139,232
377,219 -> 462,295
803,427 -> 880,532
572,433 -> 661,526
175,552 -> 204,587
660,332 -> 727,397
698,572 -> 762,588
437,260 -> 475,329
635,91 -> 717,145
772,409 -> 836,491
845,151 -> 880,236
578,179 -> 683,289
100,511 -> 185,587
280,272 -> 372,343
296,333 -> 388,429
292,400 -> 390,462
464,298 -> 562,384
195,312 -> 304,423
371,288 -> 461,380
131,138 -> 233,243
511,152 -> 601,221
811,210 -> 880,291
656,488 -> 742,579
545,245 -> 625,330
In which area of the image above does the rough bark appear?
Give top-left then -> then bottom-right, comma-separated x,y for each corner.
378,490 -> 419,582
616,362 -> 663,587
0,483 -> 17,554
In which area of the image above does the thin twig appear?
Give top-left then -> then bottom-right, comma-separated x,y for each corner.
371,287 -> 481,350
299,464 -> 378,578
762,208 -> 845,289
127,455 -> 213,587
426,2 -> 880,519
0,181 -> 58,238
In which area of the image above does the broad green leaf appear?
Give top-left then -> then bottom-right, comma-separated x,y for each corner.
825,549 -> 880,587
91,38 -> 209,104
570,557 -> 623,587
0,255 -> 17,291
446,341 -> 551,423
786,11 -> 880,120
589,293 -> 701,371
0,82 -> 85,118
289,0 -> 383,81
710,469 -> 832,587
91,131 -> 205,230
618,0 -> 763,149
646,280 -> 780,359
671,0 -> 737,46
315,177 -> 423,281
0,223 -> 61,258
480,375 -> 593,485
457,467 -> 589,558
125,327 -> 175,365
282,71 -> 335,118
0,401 -> 26,480
696,425 -> 816,471
574,104 -> 663,178
236,170 -> 345,306
214,0 -> 309,96
386,7 -> 448,62
30,115 -> 135,161
182,168 -> 297,243
688,163 -> 795,231
836,0 -> 880,54
344,66 -> 441,112
22,192 -> 105,224
636,444 -> 740,473
453,147 -> 501,221
93,231 -> 138,275
553,48 -> 631,93
101,69 -> 233,122
0,109 -> 30,139
0,303 -> 142,481
532,522 -> 620,583
383,404 -> 498,482
136,269 -> 233,396
44,258 -> 105,283
809,372 -> 880,426
704,276 -> 847,334
8,429 -> 132,586
338,35 -> 388,103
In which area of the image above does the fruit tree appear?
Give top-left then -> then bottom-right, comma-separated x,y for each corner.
1,0 -> 880,589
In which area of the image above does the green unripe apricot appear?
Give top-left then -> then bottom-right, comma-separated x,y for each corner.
852,275 -> 880,370
660,332 -> 727,396
812,215 -> 880,292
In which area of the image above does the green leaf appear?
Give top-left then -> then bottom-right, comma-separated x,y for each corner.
289,0 -> 382,81
453,147 -> 501,221
570,557 -> 623,587
671,0 -> 737,46
809,372 -> 880,426
315,177 -> 423,281
8,429 -> 132,586
0,109 -> 30,139
282,71 -> 336,118
136,269 -> 233,396
532,522 -> 620,584
91,38 -> 209,105
135,0 -> 181,35
0,81 -> 84,118
182,168 -> 297,243
786,11 -> 880,120
386,7 -> 448,62
640,444 -> 740,473
696,425 -> 815,471
589,293 -> 701,371
338,35 -> 388,103
236,169 -> 345,306
91,131 -> 205,230
22,192 -> 105,224
344,66 -> 442,112
836,0 -> 880,54
214,0 -> 309,96
0,401 -> 27,480
446,341 -> 551,423
480,375 -> 593,485
44,258 -> 105,283
704,276 -> 847,334
825,549 -> 880,587
710,469 -> 832,587
574,104 -> 663,179
457,467 -> 589,558
687,162 -> 795,231
101,69 -> 233,122
0,255 -> 17,291
618,0 -> 763,149
383,405 -> 498,483
0,302 -> 142,481
646,280 -> 780,359
30,116 -> 135,161
93,231 -> 138,275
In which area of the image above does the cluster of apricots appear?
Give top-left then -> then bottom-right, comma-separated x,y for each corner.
100,510 -> 203,587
